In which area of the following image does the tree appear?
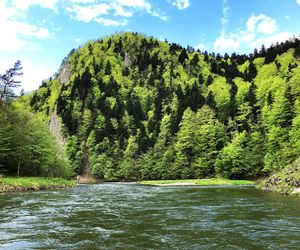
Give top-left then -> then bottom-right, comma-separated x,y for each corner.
119,135 -> 140,179
178,49 -> 188,64
190,54 -> 199,67
185,81 -> 205,111
175,106 -> 225,178
244,61 -> 257,81
105,60 -> 112,75
0,60 -> 23,105
215,131 -> 248,179
208,76 -> 231,122
216,131 -> 265,179
0,102 -> 72,177
0,108 -> 13,173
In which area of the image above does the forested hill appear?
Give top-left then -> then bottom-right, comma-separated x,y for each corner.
30,32 -> 300,181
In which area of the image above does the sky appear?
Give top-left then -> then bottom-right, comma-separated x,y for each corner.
0,0 -> 300,92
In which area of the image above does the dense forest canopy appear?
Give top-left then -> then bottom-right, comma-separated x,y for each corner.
20,32 -> 300,180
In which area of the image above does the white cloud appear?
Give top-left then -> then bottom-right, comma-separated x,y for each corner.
150,9 -> 169,21
220,0 -> 229,31
70,0 -> 96,3
172,0 -> 190,10
65,0 -> 167,25
116,0 -> 151,11
0,1 -> 51,51
95,17 -> 127,26
212,12 -> 294,54
297,0 -> 300,5
66,4 -> 110,22
195,43 -> 207,52
221,6 -> 229,26
114,0 -> 167,20
12,0 -> 59,10
247,14 -> 277,35
240,33 -> 256,42
220,0 -> 230,36
250,31 -> 292,49
113,5 -> 133,17
11,0 -> 167,29
14,23 -> 50,39
213,35 -> 240,53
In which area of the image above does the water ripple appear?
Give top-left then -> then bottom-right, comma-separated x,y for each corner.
0,184 -> 299,249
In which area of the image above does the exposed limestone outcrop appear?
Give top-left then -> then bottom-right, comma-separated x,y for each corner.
57,63 -> 70,85
124,52 -> 132,68
49,109 -> 66,149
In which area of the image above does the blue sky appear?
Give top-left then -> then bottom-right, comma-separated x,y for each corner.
0,0 -> 300,92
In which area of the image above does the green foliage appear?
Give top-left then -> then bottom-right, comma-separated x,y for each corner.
175,106 -> 225,178
28,32 -> 300,181
0,100 -> 72,177
208,77 -> 231,121
215,131 -> 264,179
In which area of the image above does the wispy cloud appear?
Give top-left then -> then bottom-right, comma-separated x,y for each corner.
221,0 -> 229,35
95,17 -> 127,26
66,3 -> 111,22
150,9 -> 169,21
113,5 -> 133,17
70,0 -> 97,3
172,0 -> 190,10
212,0 -> 236,53
11,0 -> 59,10
65,0 -> 168,25
116,0 -> 151,10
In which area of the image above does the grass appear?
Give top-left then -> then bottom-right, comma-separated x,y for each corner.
0,176 -> 76,193
139,178 -> 255,186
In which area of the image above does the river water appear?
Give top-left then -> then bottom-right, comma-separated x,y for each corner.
0,184 -> 299,249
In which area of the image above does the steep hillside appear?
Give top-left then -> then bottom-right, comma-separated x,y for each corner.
30,32 -> 300,182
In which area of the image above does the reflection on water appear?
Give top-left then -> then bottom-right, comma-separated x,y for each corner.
0,184 -> 299,249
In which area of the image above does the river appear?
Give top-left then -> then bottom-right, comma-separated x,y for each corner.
0,184 -> 299,249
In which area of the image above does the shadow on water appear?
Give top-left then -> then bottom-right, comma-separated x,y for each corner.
0,184 -> 299,249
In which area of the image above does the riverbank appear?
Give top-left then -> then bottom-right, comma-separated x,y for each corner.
139,178 -> 255,186
259,157 -> 300,195
0,177 -> 76,193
